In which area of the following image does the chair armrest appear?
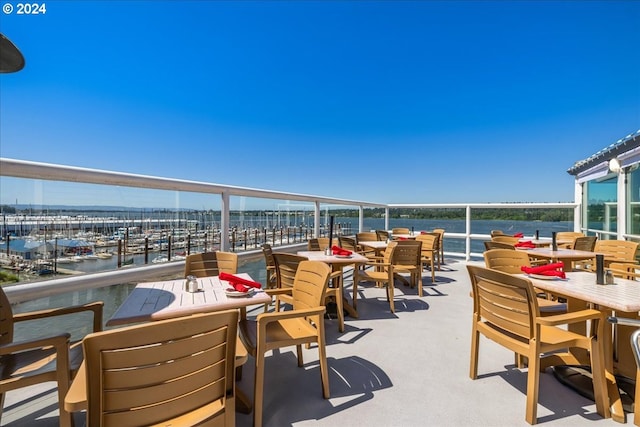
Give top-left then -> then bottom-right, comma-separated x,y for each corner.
363,260 -> 391,267
256,306 -> 326,325
64,361 -> 87,412
0,333 -> 70,355
13,301 -> 104,332
536,309 -> 603,327
264,288 -> 292,297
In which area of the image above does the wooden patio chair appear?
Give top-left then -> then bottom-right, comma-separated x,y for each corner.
391,239 -> 423,296
239,261 -> 332,427
593,239 -> 639,268
467,265 -> 608,425
571,236 -> 598,270
356,231 -> 378,259
556,231 -> 585,249
608,262 -> 640,280
356,231 -> 377,243
262,243 -> 277,289
491,235 -> 519,245
308,237 -> 330,251
215,251 -> 239,274
353,241 -> 399,313
375,229 -> 390,241
271,253 -> 307,311
391,227 -> 410,234
483,249 -> 566,315
184,251 -> 238,277
0,286 -> 103,427
72,310 -> 238,426
490,229 -> 505,237
415,233 -> 438,283
433,228 -> 445,266
484,240 -> 515,250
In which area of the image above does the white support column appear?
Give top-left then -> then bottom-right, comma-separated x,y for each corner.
465,205 -> 471,261
314,201 -> 320,238
358,206 -> 364,233
574,179 -> 583,233
617,168 -> 627,239
220,192 -> 230,251
384,207 -> 389,231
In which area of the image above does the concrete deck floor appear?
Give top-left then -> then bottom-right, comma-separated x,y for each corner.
2,257 -> 636,426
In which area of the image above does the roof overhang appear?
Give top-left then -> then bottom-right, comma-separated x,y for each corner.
567,130 -> 640,177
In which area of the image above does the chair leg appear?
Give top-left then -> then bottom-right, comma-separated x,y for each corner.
469,328 -> 480,379
316,322 -> 330,399
387,275 -> 395,313
253,350 -> 266,427
296,344 -> 304,367
634,367 -> 640,427
525,349 -> 540,425
352,269 -> 359,310
335,288 -> 344,333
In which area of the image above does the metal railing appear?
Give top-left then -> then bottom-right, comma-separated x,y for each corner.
4,157 -> 638,304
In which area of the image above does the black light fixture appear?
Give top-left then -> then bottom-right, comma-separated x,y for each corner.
0,33 -> 25,73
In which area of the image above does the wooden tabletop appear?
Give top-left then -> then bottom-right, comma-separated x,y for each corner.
297,250 -> 370,264
107,274 -> 271,326
525,271 -> 640,313
356,240 -> 388,249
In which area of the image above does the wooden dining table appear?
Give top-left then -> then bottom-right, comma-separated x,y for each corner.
358,240 -> 388,257
526,271 -> 640,423
520,247 -> 599,272
297,250 -> 369,326
106,274 -> 271,326
66,274 -> 271,415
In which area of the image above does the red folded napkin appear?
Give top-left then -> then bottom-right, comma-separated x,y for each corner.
420,231 -> 428,235
521,262 -> 566,278
515,241 -> 536,248
513,232 -> 524,238
219,272 -> 262,291
397,237 -> 408,240
331,245 -> 352,256
230,282 -> 249,293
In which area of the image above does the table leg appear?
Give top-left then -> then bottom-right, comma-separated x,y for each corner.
566,299 -> 625,423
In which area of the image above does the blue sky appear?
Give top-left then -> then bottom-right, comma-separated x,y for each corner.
1,0 -> 639,208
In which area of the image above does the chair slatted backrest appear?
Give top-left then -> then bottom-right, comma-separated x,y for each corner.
483,249 -> 531,274
594,239 -> 639,263
391,227 -> 410,234
556,231 -> 584,242
0,286 -> 14,345
262,244 -> 277,288
392,240 -> 422,267
184,252 -> 219,278
308,237 -> 330,251
468,265 -> 537,341
375,230 -> 390,241
483,241 -> 515,251
184,252 -> 238,278
356,232 -> 377,243
82,310 -> 239,427
215,251 -> 238,274
415,233 -> 437,258
338,236 -> 358,252
490,229 -> 505,237
292,261 -> 332,312
491,235 -> 519,245
273,253 -> 308,293
573,236 -> 597,252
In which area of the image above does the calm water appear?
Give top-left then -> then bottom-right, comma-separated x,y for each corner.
9,218 -> 572,341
